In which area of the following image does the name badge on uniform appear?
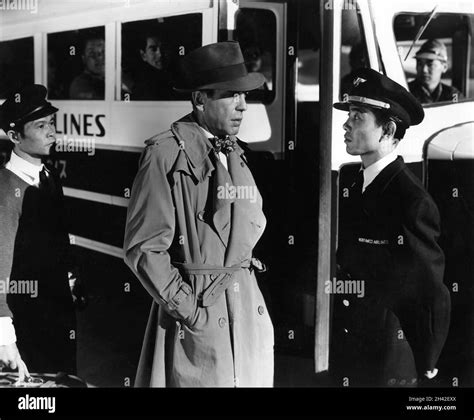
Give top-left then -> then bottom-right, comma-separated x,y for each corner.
358,237 -> 389,245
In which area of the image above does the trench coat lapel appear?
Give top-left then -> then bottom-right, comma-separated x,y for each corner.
211,153 -> 235,247
224,142 -> 266,265
170,113 -> 235,247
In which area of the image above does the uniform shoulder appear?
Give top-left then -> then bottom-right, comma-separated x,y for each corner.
0,167 -> 27,207
395,164 -> 437,210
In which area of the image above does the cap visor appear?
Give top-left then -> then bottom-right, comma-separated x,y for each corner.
174,72 -> 265,92
333,101 -> 350,111
415,52 -> 446,61
31,104 -> 59,120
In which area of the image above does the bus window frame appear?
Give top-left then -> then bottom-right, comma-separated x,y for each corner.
45,24 -> 108,101
392,11 -> 474,108
236,5 -> 279,106
115,10 -> 211,103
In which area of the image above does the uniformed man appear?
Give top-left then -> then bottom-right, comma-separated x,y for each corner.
408,39 -> 462,104
124,42 -> 274,387
0,85 -> 83,378
332,68 -> 451,387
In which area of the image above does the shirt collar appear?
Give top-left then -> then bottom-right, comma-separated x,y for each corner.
200,126 -> 215,139
6,151 -> 44,185
362,150 -> 398,192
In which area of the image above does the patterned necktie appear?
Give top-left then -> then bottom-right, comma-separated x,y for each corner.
210,136 -> 236,155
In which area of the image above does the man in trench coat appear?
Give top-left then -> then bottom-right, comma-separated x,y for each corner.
124,42 -> 274,387
331,69 -> 451,387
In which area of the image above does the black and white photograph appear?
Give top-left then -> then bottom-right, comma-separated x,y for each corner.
0,0 -> 473,417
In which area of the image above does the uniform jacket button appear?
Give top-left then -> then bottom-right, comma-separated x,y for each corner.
197,211 -> 205,221
218,317 -> 227,328
258,305 -> 265,315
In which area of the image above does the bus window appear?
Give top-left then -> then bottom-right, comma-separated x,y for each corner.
339,4 -> 368,99
48,26 -> 105,100
394,13 -> 473,104
121,13 -> 202,101
234,8 -> 276,104
0,37 -> 34,98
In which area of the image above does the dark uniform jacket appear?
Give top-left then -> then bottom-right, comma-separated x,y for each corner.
0,165 -> 76,374
333,156 -> 451,386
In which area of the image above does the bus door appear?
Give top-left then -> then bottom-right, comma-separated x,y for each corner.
317,0 -> 380,375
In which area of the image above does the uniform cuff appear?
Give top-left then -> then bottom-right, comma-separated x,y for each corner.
0,317 -> 17,345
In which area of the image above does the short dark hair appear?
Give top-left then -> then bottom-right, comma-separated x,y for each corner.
139,33 -> 162,52
372,108 -> 407,140
2,122 -> 25,137
191,89 -> 217,109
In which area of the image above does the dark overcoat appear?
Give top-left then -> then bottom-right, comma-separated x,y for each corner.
0,165 -> 76,374
124,114 -> 274,387
333,156 -> 451,386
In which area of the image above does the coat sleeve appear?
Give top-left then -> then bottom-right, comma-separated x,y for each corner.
123,144 -> 197,324
396,196 -> 451,374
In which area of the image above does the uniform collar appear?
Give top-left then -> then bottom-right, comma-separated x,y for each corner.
363,155 -> 406,195
362,150 -> 398,192
5,151 -> 44,185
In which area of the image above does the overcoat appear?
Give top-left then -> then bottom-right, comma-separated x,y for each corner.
124,114 -> 274,387
333,156 -> 451,386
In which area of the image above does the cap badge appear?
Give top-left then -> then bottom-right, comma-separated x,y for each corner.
353,77 -> 367,87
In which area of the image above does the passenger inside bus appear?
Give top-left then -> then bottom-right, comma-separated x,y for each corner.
132,32 -> 174,100
340,43 -> 367,97
69,35 -> 105,100
242,45 -> 270,91
409,39 -> 463,104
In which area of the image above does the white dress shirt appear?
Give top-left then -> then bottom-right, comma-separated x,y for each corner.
362,151 -> 398,193
0,152 -> 43,345
200,127 -> 228,170
5,151 -> 44,186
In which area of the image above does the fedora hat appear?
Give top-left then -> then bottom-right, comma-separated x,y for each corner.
173,41 -> 265,92
0,84 -> 58,133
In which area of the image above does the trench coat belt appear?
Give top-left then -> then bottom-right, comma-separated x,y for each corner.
173,259 -> 263,307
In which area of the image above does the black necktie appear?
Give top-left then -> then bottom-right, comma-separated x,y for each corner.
39,166 -> 58,198
210,136 -> 236,155
353,169 -> 364,195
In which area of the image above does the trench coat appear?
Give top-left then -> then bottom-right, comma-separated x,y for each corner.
333,156 -> 451,386
124,113 -> 274,387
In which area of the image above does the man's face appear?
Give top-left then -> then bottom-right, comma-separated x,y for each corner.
141,37 -> 163,70
343,105 -> 383,156
202,90 -> 248,137
17,114 -> 57,158
83,39 -> 105,77
416,58 -> 447,88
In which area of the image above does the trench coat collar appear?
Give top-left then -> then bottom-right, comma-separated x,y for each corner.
170,113 -> 246,183
169,113 -> 214,183
363,156 -> 405,197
